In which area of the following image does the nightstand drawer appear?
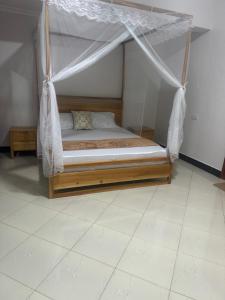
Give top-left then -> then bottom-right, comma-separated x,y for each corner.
13,141 -> 36,151
12,130 -> 36,142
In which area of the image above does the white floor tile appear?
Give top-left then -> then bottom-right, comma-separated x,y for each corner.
190,173 -> 219,192
169,291 -> 192,300
38,252 -> 113,300
179,227 -> 225,266
74,224 -> 130,266
0,236 -> 67,289
184,208 -> 225,237
223,198 -> 225,215
0,194 -> 27,220
157,182 -> 189,194
118,238 -> 176,289
0,171 -> 40,199
134,215 -> 182,250
79,191 -> 120,204
36,213 -> 91,249
1,154 -> 225,300
187,189 -> 223,212
101,270 -> 169,300
0,189 -> 37,203
147,200 -> 186,224
152,187 -> 188,207
63,198 -> 107,221
32,195 -> 74,212
0,273 -> 32,300
28,292 -> 51,300
172,254 -> 225,300
4,204 -> 57,233
112,189 -> 152,212
96,205 -> 142,236
0,223 -> 28,259
170,176 -> 191,190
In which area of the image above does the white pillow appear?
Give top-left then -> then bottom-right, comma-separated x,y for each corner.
59,113 -> 73,130
91,112 -> 118,129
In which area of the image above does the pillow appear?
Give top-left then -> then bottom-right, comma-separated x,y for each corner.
72,111 -> 93,130
59,113 -> 73,130
91,112 -> 118,129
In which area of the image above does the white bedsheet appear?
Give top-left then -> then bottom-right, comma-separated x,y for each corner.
62,127 -> 137,141
63,146 -> 167,164
62,127 -> 167,164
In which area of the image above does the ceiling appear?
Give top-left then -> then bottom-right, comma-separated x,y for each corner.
0,0 -> 41,16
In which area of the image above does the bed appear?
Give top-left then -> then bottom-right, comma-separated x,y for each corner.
48,96 -> 172,198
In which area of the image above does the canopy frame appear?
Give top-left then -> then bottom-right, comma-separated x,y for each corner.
101,0 -> 192,18
38,0 -> 193,178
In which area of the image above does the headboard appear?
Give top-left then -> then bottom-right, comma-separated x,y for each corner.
57,95 -> 123,126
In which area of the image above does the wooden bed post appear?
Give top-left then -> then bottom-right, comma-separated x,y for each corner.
121,43 -> 125,100
181,30 -> 192,86
45,1 -> 51,80
45,1 -> 55,198
221,158 -> 225,180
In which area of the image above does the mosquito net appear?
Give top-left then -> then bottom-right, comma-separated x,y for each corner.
37,0 -> 193,176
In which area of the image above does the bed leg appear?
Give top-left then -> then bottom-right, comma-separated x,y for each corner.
167,175 -> 172,184
48,177 -> 54,199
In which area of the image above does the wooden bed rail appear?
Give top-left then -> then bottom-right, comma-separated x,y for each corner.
48,160 -> 172,198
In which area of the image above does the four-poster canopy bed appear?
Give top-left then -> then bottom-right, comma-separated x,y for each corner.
37,0 -> 193,198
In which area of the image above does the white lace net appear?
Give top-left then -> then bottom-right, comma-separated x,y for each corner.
37,0 -> 192,176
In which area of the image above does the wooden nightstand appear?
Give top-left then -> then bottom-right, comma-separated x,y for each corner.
128,126 -> 155,140
10,127 -> 37,158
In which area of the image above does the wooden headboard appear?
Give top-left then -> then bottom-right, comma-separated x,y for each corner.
57,95 -> 123,126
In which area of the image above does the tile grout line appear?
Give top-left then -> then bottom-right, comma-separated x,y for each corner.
97,187 -> 158,300
0,196 -> 105,297
0,191 -> 122,276
31,191 -> 121,297
0,193 -> 117,265
0,200 -> 30,222
0,271 -> 35,295
0,208 -> 64,264
1,158 -> 224,298
1,179 -> 224,298
167,167 -> 194,299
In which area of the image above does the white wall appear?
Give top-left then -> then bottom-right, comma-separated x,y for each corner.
129,0 -> 214,29
181,0 -> 225,170
54,46 -> 123,98
0,11 -> 123,146
123,34 -> 185,143
127,0 -> 225,171
123,41 -> 161,130
0,12 -> 38,146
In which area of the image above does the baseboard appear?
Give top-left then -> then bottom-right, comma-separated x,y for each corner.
179,153 -> 221,178
0,147 -> 36,156
0,146 -> 10,153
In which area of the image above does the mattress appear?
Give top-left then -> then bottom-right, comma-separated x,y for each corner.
63,146 -> 167,164
62,127 -> 167,165
62,127 -> 137,141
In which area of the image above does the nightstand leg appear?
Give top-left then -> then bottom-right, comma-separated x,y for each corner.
167,175 -> 172,184
10,149 -> 14,159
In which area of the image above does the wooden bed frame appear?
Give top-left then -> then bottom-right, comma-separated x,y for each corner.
48,96 -> 172,198
43,1 -> 192,198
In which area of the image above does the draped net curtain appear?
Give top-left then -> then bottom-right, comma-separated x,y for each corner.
38,0 -> 192,176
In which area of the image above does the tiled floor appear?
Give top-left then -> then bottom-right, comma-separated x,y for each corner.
0,153 -> 225,300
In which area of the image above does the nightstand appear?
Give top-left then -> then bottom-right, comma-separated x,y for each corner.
10,127 -> 37,158
128,126 -> 155,140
